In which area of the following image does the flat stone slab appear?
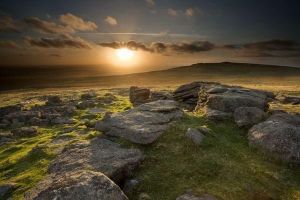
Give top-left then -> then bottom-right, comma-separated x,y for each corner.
24,170 -> 128,200
48,138 -> 143,183
96,100 -> 183,144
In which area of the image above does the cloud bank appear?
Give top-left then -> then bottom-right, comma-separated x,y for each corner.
98,40 -> 215,54
0,15 -> 20,32
25,34 -> 91,49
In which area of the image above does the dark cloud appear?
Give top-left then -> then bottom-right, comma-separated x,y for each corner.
24,34 -> 91,49
24,17 -> 74,34
225,39 -> 300,51
98,40 -> 215,54
168,41 -> 215,53
224,39 -> 300,58
243,40 -> 300,51
0,15 -> 20,32
0,40 -> 18,48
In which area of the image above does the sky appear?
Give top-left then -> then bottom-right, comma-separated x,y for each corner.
1,0 -> 300,72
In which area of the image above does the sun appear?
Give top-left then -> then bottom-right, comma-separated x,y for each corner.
116,48 -> 134,61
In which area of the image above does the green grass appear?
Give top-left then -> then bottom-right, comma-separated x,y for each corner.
128,112 -> 300,200
0,128 -> 58,199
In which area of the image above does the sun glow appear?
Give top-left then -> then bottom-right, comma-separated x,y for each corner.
116,48 -> 134,61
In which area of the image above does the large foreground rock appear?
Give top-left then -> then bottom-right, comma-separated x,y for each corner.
25,170 -> 128,200
96,100 -> 183,144
248,112 -> 300,164
49,138 -> 143,182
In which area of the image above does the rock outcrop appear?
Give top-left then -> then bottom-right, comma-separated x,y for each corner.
24,170 -> 128,200
96,100 -> 183,144
196,85 -> 274,122
173,82 -> 219,111
248,112 -> 300,164
129,86 -> 151,106
49,138 -> 143,183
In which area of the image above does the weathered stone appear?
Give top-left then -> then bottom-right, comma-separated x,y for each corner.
206,86 -> 228,94
11,126 -> 38,137
278,95 -> 300,105
234,107 -> 266,127
98,93 -> 117,104
87,107 -> 106,114
24,170 -> 128,200
46,96 -> 62,106
76,100 -> 97,109
205,107 -> 232,121
0,183 -> 15,199
129,86 -> 151,106
0,136 -> 13,145
48,138 -> 143,183
186,128 -> 205,145
176,193 -> 218,200
122,179 -> 139,196
81,91 -> 97,100
96,100 -> 183,144
204,89 -> 269,113
197,126 -> 213,135
150,91 -> 173,101
138,193 -> 151,200
248,112 -> 300,164
0,105 -> 21,119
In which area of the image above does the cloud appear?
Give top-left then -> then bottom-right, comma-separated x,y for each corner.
105,16 -> 118,26
0,40 -> 18,48
0,15 -> 20,32
225,39 -> 300,51
169,41 -> 215,53
24,34 -> 91,49
168,8 -> 199,17
185,8 -> 195,17
168,9 -> 180,16
59,13 -> 97,31
243,40 -> 300,51
224,39 -> 300,58
24,13 -> 98,34
98,40 -> 215,54
24,17 -> 74,34
146,0 -> 155,6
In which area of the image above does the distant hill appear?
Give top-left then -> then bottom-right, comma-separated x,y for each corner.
1,62 -> 300,91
